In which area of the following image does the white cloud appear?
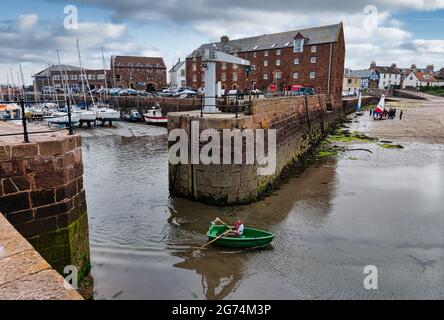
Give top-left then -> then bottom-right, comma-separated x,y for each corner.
0,14 -> 164,84
16,14 -> 38,31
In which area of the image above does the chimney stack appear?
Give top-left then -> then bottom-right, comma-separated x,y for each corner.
426,64 -> 434,72
370,61 -> 376,70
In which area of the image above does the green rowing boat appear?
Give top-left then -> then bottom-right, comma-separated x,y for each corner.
207,225 -> 275,248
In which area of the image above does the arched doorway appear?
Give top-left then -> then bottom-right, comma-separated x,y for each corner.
146,83 -> 156,92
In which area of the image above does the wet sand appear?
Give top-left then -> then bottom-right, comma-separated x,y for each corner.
80,104 -> 443,300
357,95 -> 444,144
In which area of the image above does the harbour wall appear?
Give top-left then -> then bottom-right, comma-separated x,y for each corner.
0,213 -> 83,300
168,95 -> 374,205
0,129 -> 91,295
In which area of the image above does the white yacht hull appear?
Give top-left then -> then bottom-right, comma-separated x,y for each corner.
48,112 -> 80,125
96,109 -> 120,121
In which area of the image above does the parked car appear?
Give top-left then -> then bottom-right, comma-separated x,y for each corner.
290,87 -> 316,96
126,89 -> 139,96
178,89 -> 197,98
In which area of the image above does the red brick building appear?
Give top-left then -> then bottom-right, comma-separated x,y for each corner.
186,22 -> 345,105
110,56 -> 167,91
33,65 -> 109,93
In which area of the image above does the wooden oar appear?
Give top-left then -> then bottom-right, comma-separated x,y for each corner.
200,227 -> 233,249
215,217 -> 231,229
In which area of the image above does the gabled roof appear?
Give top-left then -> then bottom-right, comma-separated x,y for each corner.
374,66 -> 401,75
350,69 -> 378,78
188,22 -> 343,58
112,56 -> 166,68
169,60 -> 185,73
33,65 -> 81,77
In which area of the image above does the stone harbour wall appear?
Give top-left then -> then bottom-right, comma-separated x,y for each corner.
0,213 -> 83,300
168,94 -> 353,205
0,132 -> 90,291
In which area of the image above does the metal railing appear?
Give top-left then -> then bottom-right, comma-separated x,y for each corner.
0,98 -> 74,143
199,94 -> 252,118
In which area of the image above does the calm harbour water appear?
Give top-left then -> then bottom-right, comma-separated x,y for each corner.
82,122 -> 444,300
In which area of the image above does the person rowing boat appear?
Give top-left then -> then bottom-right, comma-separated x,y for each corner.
226,218 -> 244,237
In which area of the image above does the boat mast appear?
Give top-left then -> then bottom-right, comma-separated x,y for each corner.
0,82 -> 4,101
6,73 -> 11,101
19,64 -> 27,101
10,68 -> 16,100
101,46 -> 109,101
56,50 -> 67,102
76,39 -> 87,107
76,39 -> 95,107
44,63 -> 52,101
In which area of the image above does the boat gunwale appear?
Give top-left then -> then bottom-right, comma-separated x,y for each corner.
206,225 -> 275,242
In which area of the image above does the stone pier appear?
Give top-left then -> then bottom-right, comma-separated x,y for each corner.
0,213 -> 82,299
168,95 -> 373,205
0,123 -> 91,297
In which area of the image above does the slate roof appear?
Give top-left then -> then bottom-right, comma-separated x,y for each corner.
169,60 -> 186,73
350,69 -> 378,78
374,66 -> 401,75
34,65 -> 81,77
112,56 -> 166,68
188,23 -> 342,58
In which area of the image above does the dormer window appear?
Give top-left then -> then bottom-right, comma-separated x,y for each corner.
294,38 -> 304,53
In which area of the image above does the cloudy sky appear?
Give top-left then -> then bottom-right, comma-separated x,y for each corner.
1,0 -> 444,85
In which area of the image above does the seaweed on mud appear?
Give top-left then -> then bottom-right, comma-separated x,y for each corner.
379,143 -> 404,149
328,129 -> 377,143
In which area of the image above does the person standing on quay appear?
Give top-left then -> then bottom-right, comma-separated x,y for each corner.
400,110 -> 403,120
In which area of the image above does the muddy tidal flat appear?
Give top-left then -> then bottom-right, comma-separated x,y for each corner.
80,97 -> 443,300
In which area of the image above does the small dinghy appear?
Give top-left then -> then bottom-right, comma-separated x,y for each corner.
206,224 -> 275,248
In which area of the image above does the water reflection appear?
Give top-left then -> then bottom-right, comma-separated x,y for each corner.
172,249 -> 246,300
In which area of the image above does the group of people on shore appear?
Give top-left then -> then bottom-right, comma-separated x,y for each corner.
370,108 -> 403,120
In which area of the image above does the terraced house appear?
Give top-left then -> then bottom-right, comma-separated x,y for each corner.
186,22 -> 345,106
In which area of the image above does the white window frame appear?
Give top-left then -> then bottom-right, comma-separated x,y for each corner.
276,49 -> 281,56
264,60 -> 268,67
276,59 -> 281,66
263,74 -> 268,80
311,45 -> 317,53
293,72 -> 299,79
309,71 -> 316,79
264,50 -> 269,57
294,58 -> 300,65
311,57 -> 317,64
294,38 -> 304,53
